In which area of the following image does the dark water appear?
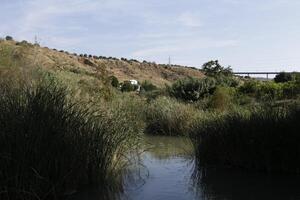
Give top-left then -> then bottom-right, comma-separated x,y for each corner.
74,135 -> 300,200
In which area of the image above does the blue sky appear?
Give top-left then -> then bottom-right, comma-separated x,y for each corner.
1,0 -> 300,72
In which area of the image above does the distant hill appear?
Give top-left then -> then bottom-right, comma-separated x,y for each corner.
0,39 -> 204,88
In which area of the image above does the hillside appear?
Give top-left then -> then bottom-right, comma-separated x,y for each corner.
0,39 -> 204,88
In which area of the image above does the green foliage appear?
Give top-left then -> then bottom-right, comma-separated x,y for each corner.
144,97 -> 198,136
121,81 -> 137,92
239,80 -> 279,100
209,87 -> 234,111
0,79 -> 141,200
5,36 -> 13,41
169,77 -> 216,102
141,80 -> 157,92
202,60 -> 233,77
274,72 -> 292,83
190,104 -> 300,174
214,74 -> 240,87
255,81 -> 283,100
238,80 -> 259,95
109,75 -> 119,88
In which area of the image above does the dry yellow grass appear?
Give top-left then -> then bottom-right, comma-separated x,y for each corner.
0,40 -> 204,87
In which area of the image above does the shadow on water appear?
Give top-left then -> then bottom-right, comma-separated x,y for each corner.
193,168 -> 300,200
72,135 -> 300,200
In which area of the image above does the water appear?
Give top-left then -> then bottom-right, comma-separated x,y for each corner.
122,136 -> 196,200
74,135 -> 300,200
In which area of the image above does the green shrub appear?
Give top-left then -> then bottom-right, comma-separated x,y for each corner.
238,80 -> 259,95
5,36 -> 13,41
141,80 -> 157,92
169,77 -> 216,102
215,75 -> 239,87
209,87 -> 234,111
239,81 -> 287,100
255,82 -> 283,100
121,81 -> 137,92
109,75 -> 119,88
281,81 -> 300,99
274,72 -> 292,83
0,79 -> 141,200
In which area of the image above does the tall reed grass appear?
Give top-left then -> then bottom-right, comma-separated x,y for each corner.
144,97 -> 198,136
190,104 -> 300,174
0,79 -> 142,200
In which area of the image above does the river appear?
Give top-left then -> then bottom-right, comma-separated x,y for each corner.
74,135 -> 300,200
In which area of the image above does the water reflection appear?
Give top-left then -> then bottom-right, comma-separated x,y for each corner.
122,135 -> 196,200
72,136 -> 300,200
193,168 -> 300,200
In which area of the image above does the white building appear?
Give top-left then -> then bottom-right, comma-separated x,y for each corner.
129,80 -> 138,85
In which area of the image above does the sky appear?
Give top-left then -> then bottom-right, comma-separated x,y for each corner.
1,0 -> 300,72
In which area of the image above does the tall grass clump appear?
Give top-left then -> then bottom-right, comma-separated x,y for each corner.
190,104 -> 300,174
144,97 -> 198,136
0,79 -> 141,200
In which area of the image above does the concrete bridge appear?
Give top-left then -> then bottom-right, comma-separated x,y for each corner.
233,72 -> 284,80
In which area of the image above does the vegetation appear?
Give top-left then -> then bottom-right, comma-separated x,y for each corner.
121,81 -> 138,92
2,37 -> 300,196
5,36 -> 13,41
274,72 -> 292,83
109,75 -> 119,88
0,78 -> 142,200
144,97 -> 198,136
141,80 -> 157,92
190,104 -> 300,174
168,77 -> 216,102
202,60 -> 233,77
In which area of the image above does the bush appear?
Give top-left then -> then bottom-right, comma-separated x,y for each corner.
238,80 -> 259,95
214,75 -> 239,87
239,81 -> 286,100
0,79 -> 141,200
5,36 -> 13,41
121,81 -> 137,92
144,97 -> 198,136
274,72 -> 292,83
255,82 -> 283,100
281,81 -> 300,99
169,77 -> 216,102
109,75 -> 119,88
209,87 -> 233,111
141,80 -> 157,92
189,104 -> 300,174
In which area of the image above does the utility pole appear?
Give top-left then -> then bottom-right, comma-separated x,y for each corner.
34,35 -> 39,45
168,56 -> 171,67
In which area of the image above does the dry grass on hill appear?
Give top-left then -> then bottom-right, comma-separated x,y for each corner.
0,40 -> 204,88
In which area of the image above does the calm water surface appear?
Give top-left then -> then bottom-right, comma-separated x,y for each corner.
75,135 -> 300,200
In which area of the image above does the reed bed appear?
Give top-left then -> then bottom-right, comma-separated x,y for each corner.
0,79 -> 142,200
144,97 -> 197,136
190,104 -> 300,174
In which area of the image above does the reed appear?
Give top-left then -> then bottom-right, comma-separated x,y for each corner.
144,97 -> 197,136
190,104 -> 300,174
0,79 -> 141,200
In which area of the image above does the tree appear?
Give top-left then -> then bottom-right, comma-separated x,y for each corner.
202,60 -> 232,77
274,72 -> 292,83
169,77 -> 216,102
5,36 -> 13,41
